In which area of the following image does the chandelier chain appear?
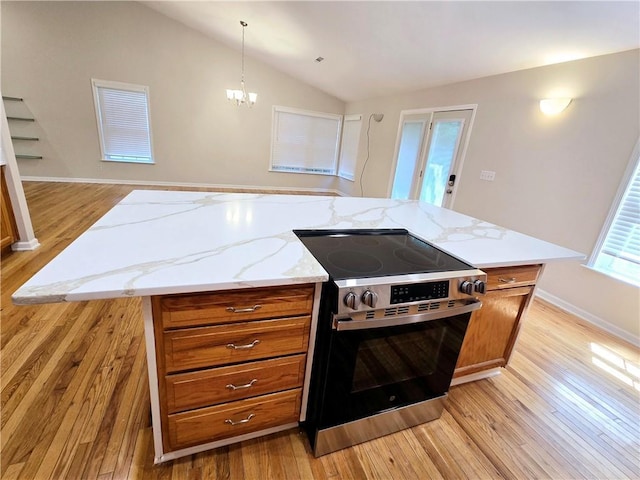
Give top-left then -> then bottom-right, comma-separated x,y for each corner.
241,21 -> 246,85
226,19 -> 257,106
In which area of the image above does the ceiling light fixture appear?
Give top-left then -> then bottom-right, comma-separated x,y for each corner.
226,20 -> 257,107
539,98 -> 572,116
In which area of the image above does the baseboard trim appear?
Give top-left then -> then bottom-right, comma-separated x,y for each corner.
451,368 -> 502,387
11,238 -> 40,251
536,289 -> 639,347
21,176 -> 349,197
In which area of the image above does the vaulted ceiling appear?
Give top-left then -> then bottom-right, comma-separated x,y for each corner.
143,1 -> 640,102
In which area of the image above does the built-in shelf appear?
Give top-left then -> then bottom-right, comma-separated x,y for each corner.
11,136 -> 39,141
4,96 -> 41,161
7,116 -> 35,122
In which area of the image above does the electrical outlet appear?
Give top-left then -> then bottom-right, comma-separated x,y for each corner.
480,170 -> 496,181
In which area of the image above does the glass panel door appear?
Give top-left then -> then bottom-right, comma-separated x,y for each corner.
390,117 -> 428,199
390,109 -> 474,209
418,117 -> 465,206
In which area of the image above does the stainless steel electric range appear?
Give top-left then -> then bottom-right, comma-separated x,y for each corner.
294,228 -> 486,457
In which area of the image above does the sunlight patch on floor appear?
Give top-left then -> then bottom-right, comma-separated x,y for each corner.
591,342 -> 640,392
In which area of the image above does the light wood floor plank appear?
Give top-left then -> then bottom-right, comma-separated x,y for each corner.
287,429 -> 318,480
1,301 -> 101,455
1,181 -> 638,479
26,303 -> 130,480
414,409 -> 502,479
513,343 -> 639,462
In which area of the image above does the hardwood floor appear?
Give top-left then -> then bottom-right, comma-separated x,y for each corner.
1,181 -> 639,479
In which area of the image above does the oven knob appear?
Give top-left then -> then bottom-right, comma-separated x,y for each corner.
344,292 -> 359,310
361,290 -> 378,308
459,280 -> 474,295
473,279 -> 486,294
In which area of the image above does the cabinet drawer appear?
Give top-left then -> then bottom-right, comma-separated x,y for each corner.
485,265 -> 541,290
163,316 -> 310,373
155,284 -> 314,329
165,354 -> 306,413
167,389 -> 302,451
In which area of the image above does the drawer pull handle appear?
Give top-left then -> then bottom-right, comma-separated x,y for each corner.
226,305 -> 262,314
226,379 -> 258,390
499,277 -> 516,284
226,339 -> 261,350
225,413 -> 255,426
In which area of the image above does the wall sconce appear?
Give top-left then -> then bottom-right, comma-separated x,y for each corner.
539,98 -> 572,116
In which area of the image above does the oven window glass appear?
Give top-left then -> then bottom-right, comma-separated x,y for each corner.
351,328 -> 445,392
317,313 -> 470,429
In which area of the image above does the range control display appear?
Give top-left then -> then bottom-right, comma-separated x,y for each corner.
390,281 -> 449,304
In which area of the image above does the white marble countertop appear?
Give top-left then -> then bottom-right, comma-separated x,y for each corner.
12,190 -> 584,305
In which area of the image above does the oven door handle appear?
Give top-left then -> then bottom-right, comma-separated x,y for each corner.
333,301 -> 482,331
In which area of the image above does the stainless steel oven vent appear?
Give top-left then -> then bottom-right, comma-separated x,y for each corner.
417,302 -> 441,312
350,299 -> 479,322
381,306 -> 410,318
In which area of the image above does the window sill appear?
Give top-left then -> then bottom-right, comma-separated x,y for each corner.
581,264 -> 640,288
269,167 -> 335,176
101,158 -> 155,165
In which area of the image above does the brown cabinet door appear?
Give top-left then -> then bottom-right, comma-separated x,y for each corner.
163,316 -> 310,373
167,389 -> 302,451
455,286 -> 533,377
485,265 -> 540,290
165,354 -> 306,413
156,285 -> 314,329
1,166 -> 18,251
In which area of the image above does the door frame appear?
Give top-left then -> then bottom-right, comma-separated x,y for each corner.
386,104 -> 478,209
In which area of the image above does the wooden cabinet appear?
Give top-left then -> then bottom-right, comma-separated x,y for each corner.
1,166 -> 18,252
165,355 -> 306,414
168,389 -> 302,451
151,284 -> 314,453
453,264 -> 542,381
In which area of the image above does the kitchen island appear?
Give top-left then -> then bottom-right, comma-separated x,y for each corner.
12,190 -> 584,462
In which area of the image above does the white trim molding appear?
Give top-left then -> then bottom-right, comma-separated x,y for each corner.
386,103 -> 478,207
11,239 -> 41,251
536,289 -> 640,347
20,175 -> 349,197
1,95 -> 39,250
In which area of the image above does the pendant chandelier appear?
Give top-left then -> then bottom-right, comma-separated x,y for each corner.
226,20 -> 257,107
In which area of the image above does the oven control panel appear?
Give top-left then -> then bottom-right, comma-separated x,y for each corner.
390,281 -> 449,304
335,271 -> 486,315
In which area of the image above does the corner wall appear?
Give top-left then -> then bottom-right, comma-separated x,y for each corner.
0,1 -> 345,192
345,50 -> 640,343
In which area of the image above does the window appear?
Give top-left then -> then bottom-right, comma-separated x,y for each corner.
91,79 -> 154,164
270,106 -> 342,175
337,114 -> 362,181
588,139 -> 640,287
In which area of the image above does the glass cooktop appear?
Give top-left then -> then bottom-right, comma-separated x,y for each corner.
294,229 -> 473,280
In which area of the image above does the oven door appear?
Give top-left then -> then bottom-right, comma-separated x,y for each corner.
315,307 -> 474,430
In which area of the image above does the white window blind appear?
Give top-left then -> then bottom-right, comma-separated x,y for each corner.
270,106 -> 342,175
91,79 -> 154,164
338,114 -> 362,181
588,140 -> 640,286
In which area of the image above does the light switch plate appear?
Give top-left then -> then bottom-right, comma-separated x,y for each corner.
480,170 -> 496,181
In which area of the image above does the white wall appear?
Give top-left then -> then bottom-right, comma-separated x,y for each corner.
3,2 -> 638,342
344,50 -> 640,343
1,1 -> 345,192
